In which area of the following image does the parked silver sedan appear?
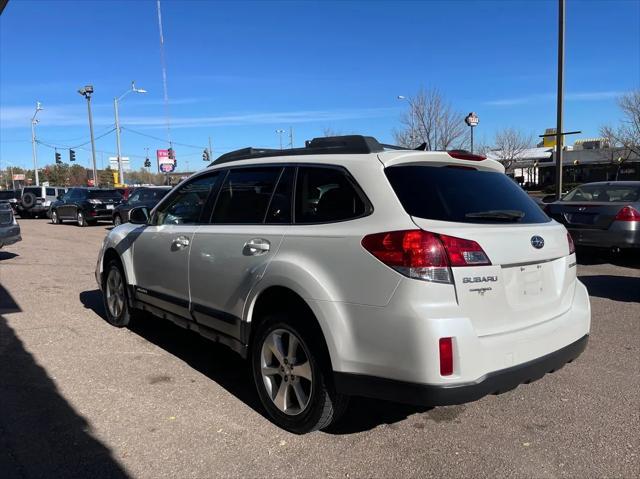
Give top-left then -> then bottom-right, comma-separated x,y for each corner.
545,181 -> 640,250
0,203 -> 21,249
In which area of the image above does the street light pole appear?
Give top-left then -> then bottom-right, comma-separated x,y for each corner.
78,86 -> 98,187
114,81 -> 148,186
554,0 -> 565,201
276,129 -> 285,150
464,112 -> 480,154
30,101 -> 43,186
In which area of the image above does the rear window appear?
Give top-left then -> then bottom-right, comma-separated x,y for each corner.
562,184 -> 640,203
88,189 -> 122,200
23,187 -> 42,197
0,207 -> 12,225
0,191 -> 16,200
385,165 -> 550,224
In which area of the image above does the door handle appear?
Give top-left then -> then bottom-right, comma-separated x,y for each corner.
243,238 -> 270,256
171,235 -> 190,250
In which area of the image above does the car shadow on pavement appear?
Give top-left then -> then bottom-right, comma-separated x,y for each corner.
577,248 -> 640,268
80,288 -> 431,434
1,285 -> 128,478
0,251 -> 19,261
579,275 -> 640,303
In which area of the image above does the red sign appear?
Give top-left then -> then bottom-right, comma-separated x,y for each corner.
157,149 -> 176,173
87,178 -> 95,187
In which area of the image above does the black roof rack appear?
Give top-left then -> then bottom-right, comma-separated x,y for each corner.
212,135 -> 389,165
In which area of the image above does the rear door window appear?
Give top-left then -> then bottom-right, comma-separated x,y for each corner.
385,165 -> 550,224
295,166 -> 368,224
46,188 -> 56,196
88,190 -> 121,200
211,167 -> 281,224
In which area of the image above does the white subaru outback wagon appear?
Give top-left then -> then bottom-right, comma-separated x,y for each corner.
96,135 -> 590,433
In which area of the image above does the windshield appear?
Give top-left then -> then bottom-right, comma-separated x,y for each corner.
88,190 -> 122,200
562,184 -> 640,203
385,165 -> 550,224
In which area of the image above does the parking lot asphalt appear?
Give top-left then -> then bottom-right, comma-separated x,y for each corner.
1,219 -> 638,478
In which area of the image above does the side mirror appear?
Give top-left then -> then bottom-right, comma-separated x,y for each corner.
129,206 -> 150,225
541,194 -> 556,204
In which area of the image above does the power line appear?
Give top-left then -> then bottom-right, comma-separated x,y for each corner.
121,126 -> 207,149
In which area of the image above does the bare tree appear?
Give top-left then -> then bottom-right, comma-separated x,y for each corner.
600,89 -> 640,157
490,128 -> 534,172
322,127 -> 343,137
393,88 -> 468,150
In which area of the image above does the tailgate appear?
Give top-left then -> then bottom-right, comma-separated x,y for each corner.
412,218 -> 575,336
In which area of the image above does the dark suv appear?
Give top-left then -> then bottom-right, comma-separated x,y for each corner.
112,186 -> 171,225
50,188 -> 122,226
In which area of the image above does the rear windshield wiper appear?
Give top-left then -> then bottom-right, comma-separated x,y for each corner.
465,210 -> 525,221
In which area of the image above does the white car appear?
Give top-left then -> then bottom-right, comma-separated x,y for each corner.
95,135 -> 590,433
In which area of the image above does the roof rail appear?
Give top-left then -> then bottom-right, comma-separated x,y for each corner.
212,135 -> 386,165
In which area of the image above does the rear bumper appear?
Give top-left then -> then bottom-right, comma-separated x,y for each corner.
0,226 -> 22,248
335,334 -> 588,406
569,224 -> 640,248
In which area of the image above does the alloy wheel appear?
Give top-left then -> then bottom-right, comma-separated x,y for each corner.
105,267 -> 125,319
260,328 -> 313,416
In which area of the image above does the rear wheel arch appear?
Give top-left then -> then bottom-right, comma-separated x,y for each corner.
248,286 -> 334,371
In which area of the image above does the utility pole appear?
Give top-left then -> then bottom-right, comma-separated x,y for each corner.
289,127 -> 294,149
114,98 -> 123,185
554,0 -> 565,201
30,101 -> 43,186
208,136 -> 213,159
78,86 -> 98,187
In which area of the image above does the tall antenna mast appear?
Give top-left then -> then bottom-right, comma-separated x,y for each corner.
156,0 -> 172,148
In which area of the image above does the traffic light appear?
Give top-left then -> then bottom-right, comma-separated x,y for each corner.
202,148 -> 210,162
144,157 -> 151,168
69,149 -> 76,162
55,151 -> 62,164
168,147 -> 174,159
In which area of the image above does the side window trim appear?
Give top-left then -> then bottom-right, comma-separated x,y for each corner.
205,168 -> 230,224
261,167 -> 286,224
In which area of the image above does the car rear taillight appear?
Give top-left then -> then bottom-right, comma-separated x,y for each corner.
614,206 -> 640,222
447,150 -> 486,161
567,232 -> 575,255
439,338 -> 453,376
361,229 -> 491,284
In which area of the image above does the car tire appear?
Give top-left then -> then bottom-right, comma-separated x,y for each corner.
113,214 -> 122,226
51,210 -> 62,224
77,211 -> 87,227
251,312 -> 349,434
102,259 -> 138,327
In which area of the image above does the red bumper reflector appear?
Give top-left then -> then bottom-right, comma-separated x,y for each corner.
439,337 -> 453,376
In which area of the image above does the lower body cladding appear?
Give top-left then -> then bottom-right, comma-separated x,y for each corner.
569,222 -> 640,249
316,278 -> 591,407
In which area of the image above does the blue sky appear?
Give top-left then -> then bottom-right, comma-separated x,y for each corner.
1,0 -> 639,172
